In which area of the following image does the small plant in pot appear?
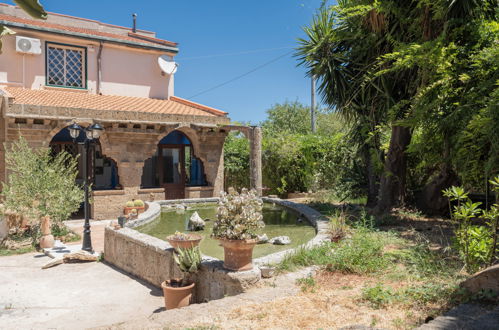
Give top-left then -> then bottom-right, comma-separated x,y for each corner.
161,246 -> 201,310
166,231 -> 202,249
123,199 -> 145,215
212,187 -> 265,271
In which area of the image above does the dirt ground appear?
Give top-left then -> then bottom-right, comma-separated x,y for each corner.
102,270 -> 432,330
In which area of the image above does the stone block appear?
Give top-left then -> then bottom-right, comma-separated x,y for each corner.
461,264 -> 499,294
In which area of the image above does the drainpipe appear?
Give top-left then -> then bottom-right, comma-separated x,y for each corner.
97,42 -> 103,95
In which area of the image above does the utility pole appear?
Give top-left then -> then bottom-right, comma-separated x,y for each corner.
311,75 -> 316,133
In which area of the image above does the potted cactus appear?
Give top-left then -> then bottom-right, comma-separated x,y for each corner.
161,246 -> 201,309
212,187 -> 264,271
123,199 -> 146,215
166,231 -> 202,249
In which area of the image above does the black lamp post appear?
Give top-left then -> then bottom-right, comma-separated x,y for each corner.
69,122 -> 104,253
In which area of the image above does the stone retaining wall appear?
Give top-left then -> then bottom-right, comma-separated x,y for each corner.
104,226 -> 260,303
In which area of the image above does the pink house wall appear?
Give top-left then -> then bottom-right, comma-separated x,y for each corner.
0,29 -> 175,99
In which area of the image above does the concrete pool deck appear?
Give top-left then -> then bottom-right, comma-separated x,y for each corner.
0,252 -> 162,329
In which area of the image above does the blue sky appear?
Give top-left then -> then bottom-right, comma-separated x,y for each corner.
4,0 -> 326,123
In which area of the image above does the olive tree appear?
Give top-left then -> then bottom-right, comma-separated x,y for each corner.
1,138 -> 84,227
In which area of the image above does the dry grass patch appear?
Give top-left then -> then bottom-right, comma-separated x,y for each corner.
211,271 -> 422,329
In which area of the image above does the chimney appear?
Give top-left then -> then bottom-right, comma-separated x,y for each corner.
132,13 -> 137,33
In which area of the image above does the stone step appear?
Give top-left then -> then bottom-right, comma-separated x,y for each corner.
417,304 -> 499,330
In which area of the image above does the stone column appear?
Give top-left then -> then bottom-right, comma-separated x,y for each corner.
249,126 -> 262,196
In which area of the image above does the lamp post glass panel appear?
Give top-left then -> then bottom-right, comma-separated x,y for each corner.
69,123 -> 104,252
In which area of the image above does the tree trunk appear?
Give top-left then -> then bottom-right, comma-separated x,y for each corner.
362,145 -> 379,208
416,166 -> 458,216
375,125 -> 412,213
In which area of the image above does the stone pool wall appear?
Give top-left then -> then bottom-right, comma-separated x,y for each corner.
104,197 -> 330,302
104,226 -> 260,303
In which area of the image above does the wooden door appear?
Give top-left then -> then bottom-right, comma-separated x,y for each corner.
158,145 -> 185,199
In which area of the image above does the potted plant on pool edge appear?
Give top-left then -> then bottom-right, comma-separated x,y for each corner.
212,187 -> 265,271
166,231 -> 203,249
123,199 -> 145,216
161,246 -> 201,310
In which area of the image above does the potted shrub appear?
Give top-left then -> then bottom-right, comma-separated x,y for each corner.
123,199 -> 145,215
166,231 -> 202,249
212,187 -> 265,271
161,246 -> 201,310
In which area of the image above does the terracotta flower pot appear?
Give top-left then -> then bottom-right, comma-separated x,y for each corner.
219,239 -> 257,271
161,280 -> 195,310
39,216 -> 54,249
166,234 -> 202,249
123,206 -> 145,215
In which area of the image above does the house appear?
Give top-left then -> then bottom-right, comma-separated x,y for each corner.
0,3 -> 262,220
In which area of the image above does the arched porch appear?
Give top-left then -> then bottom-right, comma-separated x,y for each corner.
141,130 -> 209,199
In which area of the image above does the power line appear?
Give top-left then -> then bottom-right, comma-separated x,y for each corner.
187,50 -> 293,100
177,46 -> 293,61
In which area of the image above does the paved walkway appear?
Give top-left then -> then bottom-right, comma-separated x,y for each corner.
0,252 -> 162,330
65,220 -> 111,253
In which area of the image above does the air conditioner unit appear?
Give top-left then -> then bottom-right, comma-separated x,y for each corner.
16,36 -> 42,55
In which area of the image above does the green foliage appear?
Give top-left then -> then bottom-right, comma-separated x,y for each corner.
443,178 -> 499,272
125,201 -> 134,207
0,25 -> 15,54
173,246 -> 202,287
50,223 -> 80,242
296,275 -> 316,293
296,0 -> 499,209
263,133 -> 364,197
1,138 -> 84,227
223,131 -> 250,190
0,246 -> 35,256
212,188 -> 265,240
261,101 -> 344,137
223,101 -> 364,199
13,0 -> 47,19
327,228 -> 389,274
174,246 -> 202,274
362,284 -> 394,309
278,228 -> 390,274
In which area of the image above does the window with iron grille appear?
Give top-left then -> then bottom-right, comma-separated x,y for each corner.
46,43 -> 86,88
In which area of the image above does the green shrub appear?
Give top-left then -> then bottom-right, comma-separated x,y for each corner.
278,228 -> 389,274
327,229 -> 389,274
125,201 -> 134,207
1,138 -> 84,236
443,178 -> 499,273
362,284 -> 394,309
223,131 -> 250,190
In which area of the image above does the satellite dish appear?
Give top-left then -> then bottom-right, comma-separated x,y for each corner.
158,55 -> 178,75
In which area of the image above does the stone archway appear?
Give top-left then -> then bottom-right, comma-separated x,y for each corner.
141,129 -> 209,200
49,126 -> 120,191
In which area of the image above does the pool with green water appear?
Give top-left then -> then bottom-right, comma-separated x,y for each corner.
136,203 -> 316,259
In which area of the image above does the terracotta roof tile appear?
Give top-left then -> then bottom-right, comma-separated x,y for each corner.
3,87 -> 227,118
0,13 -> 177,49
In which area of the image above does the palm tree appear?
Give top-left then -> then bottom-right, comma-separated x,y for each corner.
297,0 -> 497,212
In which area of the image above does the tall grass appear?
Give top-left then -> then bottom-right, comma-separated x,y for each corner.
278,228 -> 393,274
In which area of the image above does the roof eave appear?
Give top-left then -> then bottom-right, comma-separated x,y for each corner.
1,20 -> 179,53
